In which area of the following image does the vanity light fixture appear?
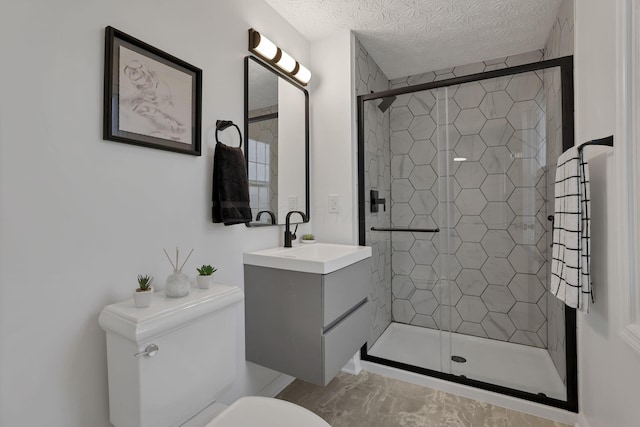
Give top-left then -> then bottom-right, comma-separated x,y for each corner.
248,28 -> 312,86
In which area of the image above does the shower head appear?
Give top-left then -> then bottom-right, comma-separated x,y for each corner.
378,95 -> 397,113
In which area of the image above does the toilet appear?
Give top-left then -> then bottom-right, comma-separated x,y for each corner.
99,284 -> 330,427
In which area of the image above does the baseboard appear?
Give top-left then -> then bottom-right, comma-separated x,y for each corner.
575,413 -> 589,427
256,373 -> 296,398
341,352 -> 363,375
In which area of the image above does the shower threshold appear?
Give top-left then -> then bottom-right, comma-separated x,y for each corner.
367,322 -> 566,401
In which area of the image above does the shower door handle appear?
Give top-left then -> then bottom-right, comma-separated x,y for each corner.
371,227 -> 440,233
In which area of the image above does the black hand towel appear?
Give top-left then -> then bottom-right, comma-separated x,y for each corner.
212,141 -> 252,225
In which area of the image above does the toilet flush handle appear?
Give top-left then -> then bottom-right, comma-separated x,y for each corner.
135,343 -> 159,358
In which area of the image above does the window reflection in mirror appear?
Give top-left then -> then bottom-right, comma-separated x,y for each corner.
245,56 -> 309,226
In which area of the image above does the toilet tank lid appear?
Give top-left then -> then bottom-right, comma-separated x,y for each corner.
98,284 -> 244,344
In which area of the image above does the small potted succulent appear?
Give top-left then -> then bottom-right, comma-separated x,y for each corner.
134,274 -> 154,308
196,264 -> 217,289
301,233 -> 316,244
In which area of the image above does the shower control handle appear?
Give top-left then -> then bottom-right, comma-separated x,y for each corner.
370,190 -> 386,213
135,343 -> 159,358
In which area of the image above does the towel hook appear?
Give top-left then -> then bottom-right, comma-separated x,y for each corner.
215,120 -> 243,148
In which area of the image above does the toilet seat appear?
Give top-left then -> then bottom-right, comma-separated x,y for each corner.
206,396 -> 330,427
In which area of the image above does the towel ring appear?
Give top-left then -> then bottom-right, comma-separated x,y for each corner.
215,120 -> 243,148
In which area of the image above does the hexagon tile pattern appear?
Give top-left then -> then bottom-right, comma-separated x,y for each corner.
384,49 -> 552,348
357,38 -> 393,348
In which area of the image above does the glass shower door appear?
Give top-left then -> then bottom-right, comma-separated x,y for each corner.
431,85 -> 459,376
363,86 -> 451,374
440,69 -> 567,400
360,57 -> 575,410
405,86 -> 452,375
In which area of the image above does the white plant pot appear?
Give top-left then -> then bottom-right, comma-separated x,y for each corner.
166,270 -> 190,298
133,287 -> 154,308
301,239 -> 316,244
197,275 -> 213,289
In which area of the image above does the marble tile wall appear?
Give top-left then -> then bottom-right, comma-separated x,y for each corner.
388,50 -> 552,347
355,37 -> 393,347
543,0 -> 574,384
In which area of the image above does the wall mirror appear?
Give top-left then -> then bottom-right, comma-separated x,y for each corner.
245,55 -> 309,226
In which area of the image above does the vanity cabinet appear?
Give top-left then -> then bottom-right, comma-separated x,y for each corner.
244,258 -> 371,386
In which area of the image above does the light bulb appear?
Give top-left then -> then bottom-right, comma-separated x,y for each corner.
276,49 -> 296,73
294,63 -> 311,84
253,32 -> 278,60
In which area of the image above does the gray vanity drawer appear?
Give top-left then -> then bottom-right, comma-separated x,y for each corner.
322,300 -> 370,385
322,259 -> 370,326
244,256 -> 371,386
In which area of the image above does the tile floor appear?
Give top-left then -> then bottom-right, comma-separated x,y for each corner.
276,371 -> 570,427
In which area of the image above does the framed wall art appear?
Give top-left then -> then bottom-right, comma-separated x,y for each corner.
103,26 -> 202,155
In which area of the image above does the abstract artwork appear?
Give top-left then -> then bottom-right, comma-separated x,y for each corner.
103,26 -> 202,155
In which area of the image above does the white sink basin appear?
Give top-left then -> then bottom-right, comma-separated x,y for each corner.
243,243 -> 372,274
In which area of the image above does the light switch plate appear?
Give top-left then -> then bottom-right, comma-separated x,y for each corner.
328,194 -> 340,213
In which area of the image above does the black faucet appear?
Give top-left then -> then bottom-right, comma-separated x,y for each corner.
284,210 -> 308,248
256,210 -> 276,225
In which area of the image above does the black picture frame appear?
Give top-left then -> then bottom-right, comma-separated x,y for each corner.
103,26 -> 202,156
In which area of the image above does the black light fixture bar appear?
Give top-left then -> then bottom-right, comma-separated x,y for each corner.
248,28 -> 311,86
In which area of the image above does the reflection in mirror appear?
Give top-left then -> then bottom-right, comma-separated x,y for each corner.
245,56 -> 309,226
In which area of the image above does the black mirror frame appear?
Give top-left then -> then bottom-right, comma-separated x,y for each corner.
244,55 -> 310,228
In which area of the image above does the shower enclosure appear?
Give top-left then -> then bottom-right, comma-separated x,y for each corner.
357,56 -> 576,411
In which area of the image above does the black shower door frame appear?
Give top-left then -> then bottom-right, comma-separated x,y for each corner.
356,56 -> 577,412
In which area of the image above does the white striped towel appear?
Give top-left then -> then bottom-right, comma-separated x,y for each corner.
550,146 -> 592,311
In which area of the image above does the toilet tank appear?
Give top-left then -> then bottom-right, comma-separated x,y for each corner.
99,285 -> 244,427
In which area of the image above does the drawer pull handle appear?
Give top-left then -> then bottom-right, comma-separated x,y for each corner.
323,298 -> 368,334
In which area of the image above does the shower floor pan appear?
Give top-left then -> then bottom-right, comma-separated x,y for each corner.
368,322 -> 566,401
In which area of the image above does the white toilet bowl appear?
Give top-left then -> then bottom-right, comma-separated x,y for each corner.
207,396 -> 329,427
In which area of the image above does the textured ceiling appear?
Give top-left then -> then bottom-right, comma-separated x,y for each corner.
264,0 -> 562,79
